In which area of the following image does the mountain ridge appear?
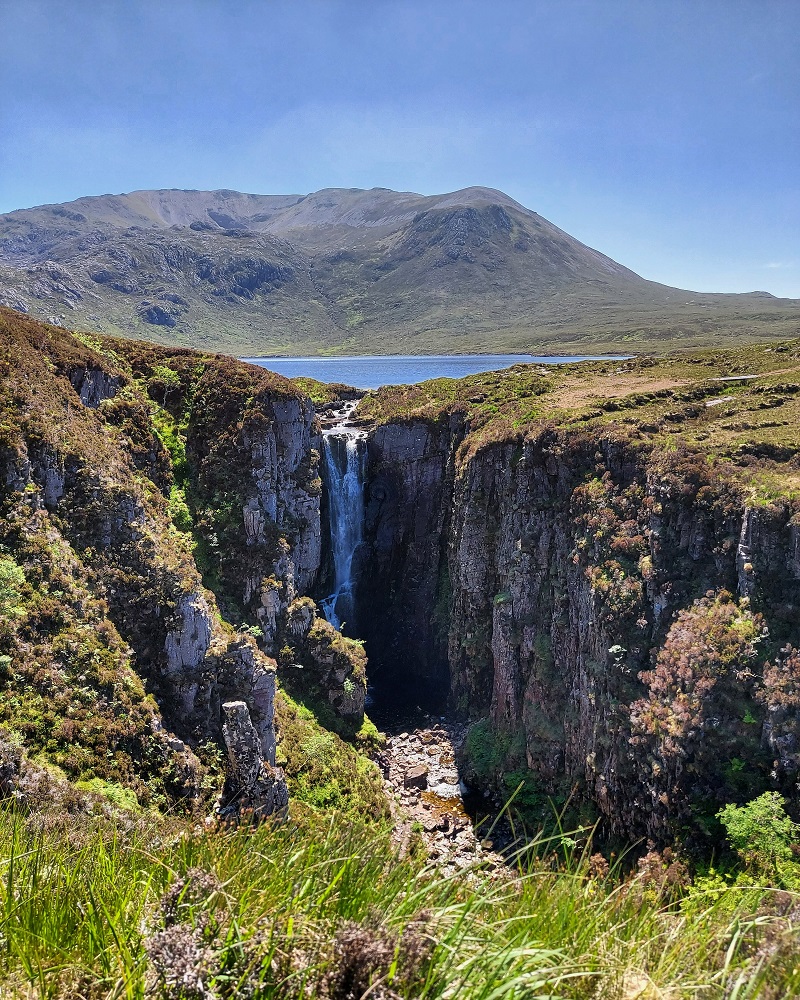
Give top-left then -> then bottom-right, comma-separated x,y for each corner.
0,185 -> 535,235
0,185 -> 797,355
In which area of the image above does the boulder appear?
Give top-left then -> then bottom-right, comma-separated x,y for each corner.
403,764 -> 429,790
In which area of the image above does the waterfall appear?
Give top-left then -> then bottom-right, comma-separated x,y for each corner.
320,424 -> 366,630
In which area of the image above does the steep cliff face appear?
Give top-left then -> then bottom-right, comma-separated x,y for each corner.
0,309 -> 328,808
110,339 -> 367,730
184,366 -> 322,643
107,339 -> 323,639
447,433 -> 800,840
358,352 -> 800,842
360,416 -> 463,695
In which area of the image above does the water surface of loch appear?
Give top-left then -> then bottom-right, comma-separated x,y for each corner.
241,353 -> 628,388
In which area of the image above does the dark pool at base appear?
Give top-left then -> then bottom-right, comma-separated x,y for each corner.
241,353 -> 628,389
365,674 -> 450,735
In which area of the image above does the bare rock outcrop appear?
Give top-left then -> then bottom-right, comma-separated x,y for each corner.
281,597 -> 367,723
218,701 -> 288,821
68,366 -> 122,408
184,367 -> 323,651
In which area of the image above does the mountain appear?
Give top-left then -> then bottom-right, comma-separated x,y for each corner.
0,186 -> 797,354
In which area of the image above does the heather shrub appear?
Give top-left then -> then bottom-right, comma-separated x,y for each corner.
630,591 -> 767,837
4,805 -> 800,998
761,646 -> 800,711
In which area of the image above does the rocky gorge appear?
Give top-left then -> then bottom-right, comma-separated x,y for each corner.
2,305 -> 800,855
360,402 -> 800,844
347,352 -> 800,848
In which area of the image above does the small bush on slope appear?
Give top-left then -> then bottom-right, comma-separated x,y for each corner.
274,692 -> 388,821
718,791 -> 799,882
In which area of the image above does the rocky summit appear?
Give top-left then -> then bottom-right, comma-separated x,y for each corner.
0,186 -> 797,355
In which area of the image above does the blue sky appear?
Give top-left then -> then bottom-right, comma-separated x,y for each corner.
1,0 -> 798,296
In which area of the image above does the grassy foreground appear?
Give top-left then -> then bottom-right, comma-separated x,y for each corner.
1,806 -> 798,999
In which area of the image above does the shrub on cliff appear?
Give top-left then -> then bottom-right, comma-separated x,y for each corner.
757,645 -> 800,789
718,791 -> 798,878
761,646 -> 800,711
630,590 -> 768,838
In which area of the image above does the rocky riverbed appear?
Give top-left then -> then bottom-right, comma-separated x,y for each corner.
376,718 -> 504,877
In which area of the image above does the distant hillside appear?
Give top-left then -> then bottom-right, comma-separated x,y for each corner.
0,186 -> 797,354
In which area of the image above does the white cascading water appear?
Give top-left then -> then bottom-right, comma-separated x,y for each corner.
320,415 -> 366,630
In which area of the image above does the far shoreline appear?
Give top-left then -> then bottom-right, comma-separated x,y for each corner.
240,352 -> 634,361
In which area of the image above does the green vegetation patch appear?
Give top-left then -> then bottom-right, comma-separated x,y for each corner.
357,339 -> 800,495
274,692 -> 388,821
3,800 -> 800,997
0,500 -> 210,809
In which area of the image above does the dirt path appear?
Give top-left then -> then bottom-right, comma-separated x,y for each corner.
551,375 -> 693,408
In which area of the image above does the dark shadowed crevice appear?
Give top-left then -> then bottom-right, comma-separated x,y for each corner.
352,422 -> 460,719
314,408 -> 454,720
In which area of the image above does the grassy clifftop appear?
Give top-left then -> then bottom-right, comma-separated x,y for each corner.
358,338 -> 800,495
